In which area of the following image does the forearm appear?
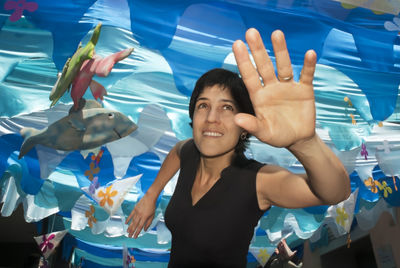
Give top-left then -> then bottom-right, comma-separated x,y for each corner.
288,135 -> 350,204
145,140 -> 184,200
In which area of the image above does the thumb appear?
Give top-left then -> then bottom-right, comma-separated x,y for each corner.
234,113 -> 260,136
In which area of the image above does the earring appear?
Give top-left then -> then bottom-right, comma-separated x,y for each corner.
240,132 -> 247,140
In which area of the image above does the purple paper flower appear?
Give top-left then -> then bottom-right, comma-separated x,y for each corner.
39,234 -> 55,253
361,143 -> 368,160
4,0 -> 38,22
89,176 -> 100,195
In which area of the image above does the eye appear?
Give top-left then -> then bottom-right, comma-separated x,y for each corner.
108,113 -> 115,119
197,103 -> 208,109
222,104 -> 234,111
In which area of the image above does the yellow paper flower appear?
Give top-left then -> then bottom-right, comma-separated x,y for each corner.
98,185 -> 118,207
364,177 -> 381,194
258,249 -> 270,264
336,207 -> 348,228
378,181 -> 392,198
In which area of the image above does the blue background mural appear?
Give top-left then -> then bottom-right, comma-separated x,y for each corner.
0,0 -> 399,266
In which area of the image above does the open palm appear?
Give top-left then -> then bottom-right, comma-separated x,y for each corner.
233,29 -> 317,148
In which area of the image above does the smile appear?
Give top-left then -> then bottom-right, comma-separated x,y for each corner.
203,131 -> 222,137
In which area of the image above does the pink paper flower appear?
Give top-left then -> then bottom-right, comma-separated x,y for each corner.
39,234 -> 55,253
4,0 -> 38,22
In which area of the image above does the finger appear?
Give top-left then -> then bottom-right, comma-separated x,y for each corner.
134,219 -> 145,239
128,215 -> 140,238
233,39 -> 262,93
245,28 -> 277,85
143,217 -> 153,231
271,30 -> 293,81
125,209 -> 135,224
234,113 -> 261,137
300,50 -> 316,85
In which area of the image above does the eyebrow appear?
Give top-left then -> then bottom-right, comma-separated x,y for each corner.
196,97 -> 236,104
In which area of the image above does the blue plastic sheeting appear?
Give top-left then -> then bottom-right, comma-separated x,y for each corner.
0,0 -> 400,266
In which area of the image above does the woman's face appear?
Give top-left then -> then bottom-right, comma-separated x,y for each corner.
192,85 -> 243,158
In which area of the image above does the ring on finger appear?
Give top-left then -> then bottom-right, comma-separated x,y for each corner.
278,74 -> 294,82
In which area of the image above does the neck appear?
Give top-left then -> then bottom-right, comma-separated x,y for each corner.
197,151 -> 235,184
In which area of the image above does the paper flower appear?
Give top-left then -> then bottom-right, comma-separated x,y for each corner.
91,148 -> 104,165
364,177 -> 381,194
384,17 -> 400,32
39,234 -> 55,253
336,207 -> 348,228
377,140 -> 393,154
85,205 -> 97,228
98,185 -> 118,207
34,230 -> 68,259
123,245 -> 136,268
349,114 -> 356,125
84,161 -> 100,180
89,176 -> 100,195
4,0 -> 38,22
378,181 -> 393,198
125,254 -> 136,266
257,249 -> 270,264
360,143 -> 368,160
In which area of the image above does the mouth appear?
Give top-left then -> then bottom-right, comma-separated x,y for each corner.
203,131 -> 223,137
114,128 -> 122,139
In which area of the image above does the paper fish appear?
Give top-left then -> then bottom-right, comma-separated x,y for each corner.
18,100 -> 137,158
49,23 -> 102,107
71,48 -> 134,110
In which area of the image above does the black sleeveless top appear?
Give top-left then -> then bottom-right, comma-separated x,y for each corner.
164,139 -> 266,268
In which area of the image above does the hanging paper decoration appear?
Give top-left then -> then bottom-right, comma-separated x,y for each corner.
249,246 -> 275,267
70,194 -> 128,236
122,245 -> 136,268
326,189 -> 359,237
18,100 -> 138,159
82,174 -> 142,216
49,23 -> 102,108
1,0 -> 400,265
33,230 -> 68,259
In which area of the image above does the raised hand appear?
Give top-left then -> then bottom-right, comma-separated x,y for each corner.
126,193 -> 156,238
232,28 -> 317,149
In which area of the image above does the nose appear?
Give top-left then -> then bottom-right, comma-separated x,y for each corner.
206,107 -> 219,123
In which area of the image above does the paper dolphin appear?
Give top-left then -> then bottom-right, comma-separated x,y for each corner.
19,100 -> 137,159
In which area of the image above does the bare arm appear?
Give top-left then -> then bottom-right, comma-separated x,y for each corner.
232,28 -> 350,210
126,139 -> 187,238
257,135 -> 350,210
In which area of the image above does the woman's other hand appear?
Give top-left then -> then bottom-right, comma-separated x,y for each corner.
233,28 -> 317,149
126,193 -> 156,238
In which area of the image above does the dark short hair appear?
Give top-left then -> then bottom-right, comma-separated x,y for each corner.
188,68 -> 255,154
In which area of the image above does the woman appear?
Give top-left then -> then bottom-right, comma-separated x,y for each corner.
126,28 -> 350,267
